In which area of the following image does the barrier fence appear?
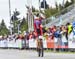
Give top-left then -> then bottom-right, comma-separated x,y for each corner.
0,39 -> 26,49
0,32 -> 75,49
29,32 -> 75,49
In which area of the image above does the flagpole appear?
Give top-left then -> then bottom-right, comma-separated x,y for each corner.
43,0 -> 46,25
63,0 -> 64,7
9,0 -> 12,35
9,0 -> 11,17
74,0 -> 75,8
44,0 -> 45,10
27,0 -> 32,32
39,0 -> 41,13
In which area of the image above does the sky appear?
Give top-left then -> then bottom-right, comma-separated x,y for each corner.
0,0 -> 71,28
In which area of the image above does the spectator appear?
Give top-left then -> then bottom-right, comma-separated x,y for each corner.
60,25 -> 68,51
67,23 -> 73,35
54,26 -> 61,51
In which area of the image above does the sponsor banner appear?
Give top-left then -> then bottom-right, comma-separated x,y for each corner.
46,36 -> 54,48
68,32 -> 75,48
17,39 -> 22,48
7,39 -> 22,48
61,36 -> 68,48
0,40 -> 7,47
29,39 -> 37,48
68,40 -> 75,48
53,36 -> 68,49
0,34 -> 75,49
43,39 -> 47,48
28,36 -> 68,49
29,37 -> 47,48
8,39 -> 16,48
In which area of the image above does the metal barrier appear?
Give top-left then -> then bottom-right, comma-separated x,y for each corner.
0,32 -> 75,50
28,32 -> 75,49
0,39 -> 26,49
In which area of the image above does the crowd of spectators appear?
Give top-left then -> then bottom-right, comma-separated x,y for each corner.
0,13 -> 74,50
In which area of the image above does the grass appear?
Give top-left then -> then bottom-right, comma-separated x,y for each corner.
45,49 -> 75,54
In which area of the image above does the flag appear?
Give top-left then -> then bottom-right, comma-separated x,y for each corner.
41,0 -> 48,9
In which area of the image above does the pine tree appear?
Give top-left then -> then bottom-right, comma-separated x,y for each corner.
11,9 -> 20,33
64,0 -> 71,8
71,0 -> 74,4
55,2 -> 58,11
0,19 -> 9,36
20,17 -> 28,33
